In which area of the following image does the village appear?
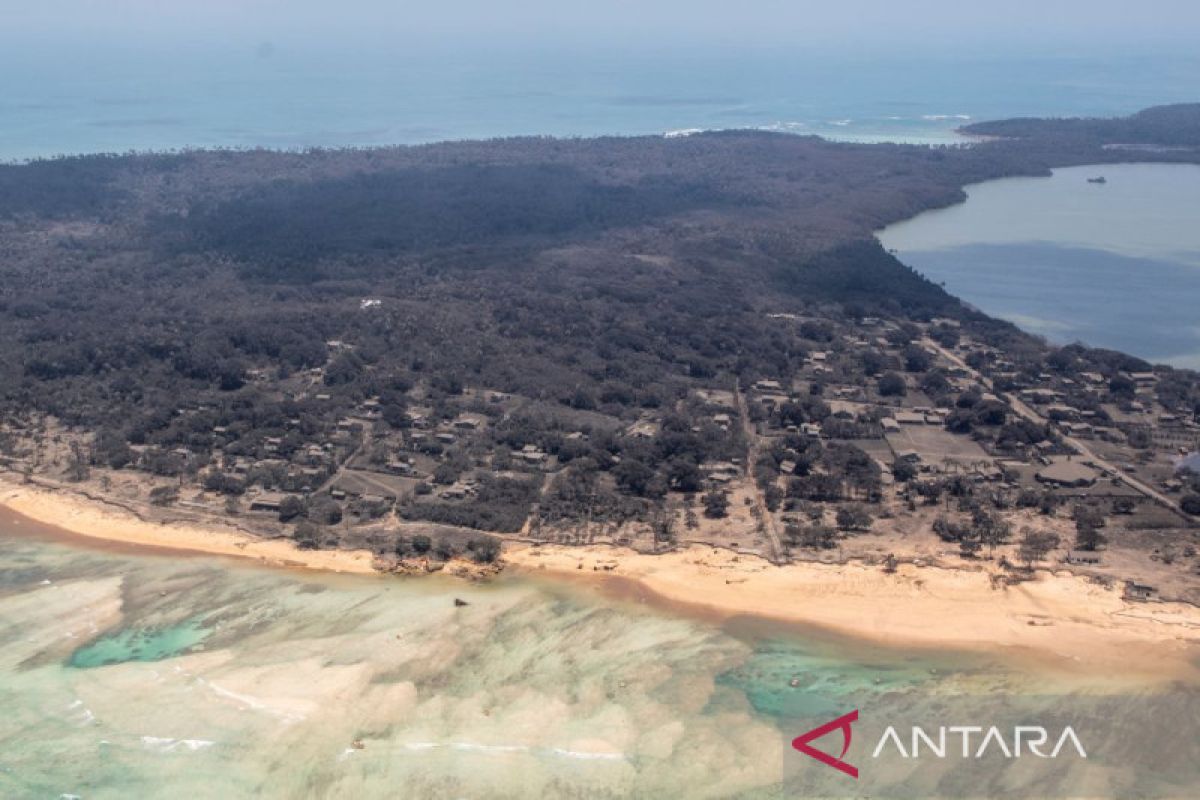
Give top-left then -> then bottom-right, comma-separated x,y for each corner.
2,310 -> 1199,604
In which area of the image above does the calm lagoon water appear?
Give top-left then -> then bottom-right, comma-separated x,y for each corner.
1,520 -> 1197,798
879,163 -> 1200,368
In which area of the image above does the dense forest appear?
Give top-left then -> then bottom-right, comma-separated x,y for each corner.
2,104 -> 1198,543
962,103 -> 1200,148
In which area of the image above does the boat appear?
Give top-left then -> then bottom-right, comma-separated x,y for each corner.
1087,176 -> 1107,184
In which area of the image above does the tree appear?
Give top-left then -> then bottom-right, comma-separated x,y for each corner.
976,511 -> 1011,555
836,504 -> 872,532
878,372 -> 906,397
66,441 -> 90,483
959,535 -> 982,559
1181,494 -> 1200,516
799,525 -> 838,550
764,485 -> 783,512
467,536 -> 501,563
891,458 -> 917,483
1018,530 -> 1060,568
902,344 -> 932,373
294,522 -> 322,550
614,459 -> 655,497
411,534 -> 432,554
702,489 -> 729,519
1074,523 -> 1107,552
278,495 -> 305,522
93,429 -> 134,469
307,497 -> 343,525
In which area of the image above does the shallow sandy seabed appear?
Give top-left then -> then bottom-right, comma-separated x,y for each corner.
3,477 -> 1199,684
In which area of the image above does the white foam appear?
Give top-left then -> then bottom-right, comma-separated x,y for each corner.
663,128 -> 705,138
548,747 -> 625,761
140,736 -> 215,753
451,742 -> 528,754
196,678 -> 306,724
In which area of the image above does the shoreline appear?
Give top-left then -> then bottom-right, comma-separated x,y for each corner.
505,542 -> 1200,682
0,478 -> 379,575
3,476 -> 1199,680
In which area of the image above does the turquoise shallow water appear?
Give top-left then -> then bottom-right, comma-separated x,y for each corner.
0,522 -> 1196,798
68,618 -> 211,669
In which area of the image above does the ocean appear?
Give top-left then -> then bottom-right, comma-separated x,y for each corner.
2,45 -> 1200,160
1,519 -> 1197,798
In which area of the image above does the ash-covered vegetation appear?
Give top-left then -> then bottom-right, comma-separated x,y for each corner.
2,105 -> 1199,556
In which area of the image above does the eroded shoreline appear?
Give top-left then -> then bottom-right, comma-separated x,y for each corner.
3,477 -> 1199,682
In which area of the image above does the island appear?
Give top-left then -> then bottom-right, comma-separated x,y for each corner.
2,105 -> 1200,668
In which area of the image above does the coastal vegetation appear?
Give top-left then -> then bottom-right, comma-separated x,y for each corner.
1,105 -> 1198,594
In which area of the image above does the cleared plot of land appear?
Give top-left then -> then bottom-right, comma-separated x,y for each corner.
885,426 -> 992,467
332,470 -> 421,499
833,438 -> 892,463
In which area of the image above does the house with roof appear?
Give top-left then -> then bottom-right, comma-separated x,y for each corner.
1036,459 -> 1098,489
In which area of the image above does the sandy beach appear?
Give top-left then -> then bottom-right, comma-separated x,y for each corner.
506,542 -> 1200,682
4,476 -> 1199,681
0,479 -> 379,575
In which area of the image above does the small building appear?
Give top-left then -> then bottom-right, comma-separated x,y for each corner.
1065,550 -> 1102,565
517,445 -> 548,465
1036,460 -> 1098,488
1123,581 -> 1158,602
893,411 -> 926,426
452,414 -> 486,431
249,492 -> 289,513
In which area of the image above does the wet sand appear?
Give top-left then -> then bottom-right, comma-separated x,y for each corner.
4,477 -> 1199,682
505,543 -> 1200,683
0,480 -> 378,575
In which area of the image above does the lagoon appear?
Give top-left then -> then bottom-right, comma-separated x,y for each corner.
878,163 -> 1200,368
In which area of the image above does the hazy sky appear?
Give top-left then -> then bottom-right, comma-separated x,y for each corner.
8,1 -> 1200,53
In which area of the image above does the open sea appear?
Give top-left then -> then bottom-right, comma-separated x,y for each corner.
2,46 -> 1200,160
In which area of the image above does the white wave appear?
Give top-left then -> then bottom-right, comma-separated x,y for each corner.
921,114 -> 972,121
758,121 -> 808,132
196,678 -> 306,724
399,741 -> 620,761
66,699 -> 95,726
663,128 -> 706,138
451,742 -> 529,754
828,119 -> 852,127
548,747 -> 625,761
140,736 -> 215,753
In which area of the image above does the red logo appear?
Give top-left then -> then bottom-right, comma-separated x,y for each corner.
792,710 -> 859,779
